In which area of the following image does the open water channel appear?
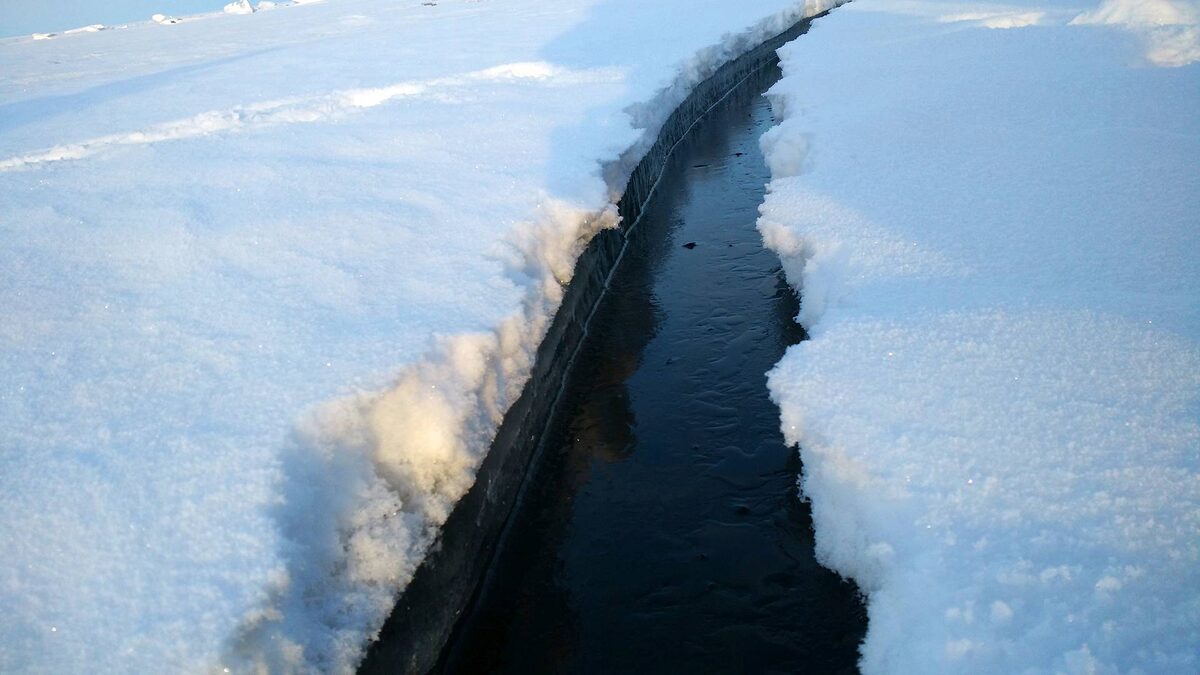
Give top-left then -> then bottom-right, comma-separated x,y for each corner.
440,57 -> 866,674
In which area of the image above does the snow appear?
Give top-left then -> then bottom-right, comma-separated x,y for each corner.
758,1 -> 1200,672
1071,0 -> 1200,66
0,0 -> 844,672
224,0 -> 257,15
0,2 -> 231,38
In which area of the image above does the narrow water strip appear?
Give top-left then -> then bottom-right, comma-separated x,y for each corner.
443,59 -> 865,674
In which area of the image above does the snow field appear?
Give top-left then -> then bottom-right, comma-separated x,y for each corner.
0,0 -> 843,672
759,1 -> 1200,672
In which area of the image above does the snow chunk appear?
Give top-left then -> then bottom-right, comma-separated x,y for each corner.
63,24 -> 107,34
224,0 -> 256,15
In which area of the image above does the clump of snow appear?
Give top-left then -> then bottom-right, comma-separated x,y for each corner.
224,0 -> 256,15
760,2 -> 1200,672
62,24 -> 107,34
152,13 -> 182,24
0,0 -> 844,672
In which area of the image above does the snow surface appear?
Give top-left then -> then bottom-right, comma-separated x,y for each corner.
0,1 -> 233,39
759,1 -> 1200,672
0,0 -> 841,672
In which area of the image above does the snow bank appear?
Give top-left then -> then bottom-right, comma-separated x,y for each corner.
759,1 -> 1200,672
0,0 -> 841,672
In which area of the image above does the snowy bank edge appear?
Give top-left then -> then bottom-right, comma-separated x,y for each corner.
223,2 -> 846,672
753,7 -> 1200,674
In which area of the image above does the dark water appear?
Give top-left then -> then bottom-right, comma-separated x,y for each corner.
443,61 -> 865,674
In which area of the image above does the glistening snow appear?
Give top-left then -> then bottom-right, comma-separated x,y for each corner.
0,0 -> 841,672
758,0 -> 1200,672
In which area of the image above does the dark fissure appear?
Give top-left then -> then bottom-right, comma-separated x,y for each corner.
441,59 -> 866,674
